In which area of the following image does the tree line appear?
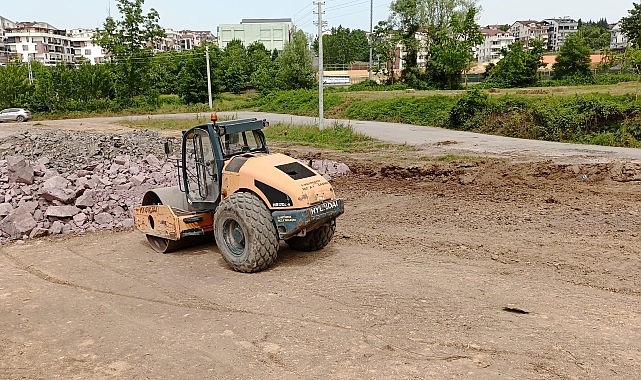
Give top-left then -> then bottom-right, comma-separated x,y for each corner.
0,0 -> 316,112
4,0 -> 641,113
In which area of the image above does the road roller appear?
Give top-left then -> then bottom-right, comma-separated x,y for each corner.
133,116 -> 344,273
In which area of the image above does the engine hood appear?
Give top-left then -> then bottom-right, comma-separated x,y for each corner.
221,153 -> 337,209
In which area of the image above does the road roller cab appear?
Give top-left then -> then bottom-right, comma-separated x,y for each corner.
133,116 -> 344,273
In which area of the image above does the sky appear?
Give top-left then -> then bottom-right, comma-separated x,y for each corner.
0,0 -> 635,36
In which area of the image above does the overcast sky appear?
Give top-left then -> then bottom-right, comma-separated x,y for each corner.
0,0 -> 634,35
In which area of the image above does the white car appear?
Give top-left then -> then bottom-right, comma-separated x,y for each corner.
0,108 -> 31,122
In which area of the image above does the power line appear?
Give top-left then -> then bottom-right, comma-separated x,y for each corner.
292,2 -> 315,20
325,0 -> 371,12
324,2 -> 388,23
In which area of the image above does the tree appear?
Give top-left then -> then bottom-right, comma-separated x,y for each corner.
622,3 -> 641,48
149,51 -> 182,94
277,30 -> 315,90
371,20 -> 400,83
389,0 -> 425,73
389,0 -> 481,88
423,7 -> 484,89
578,24 -> 611,51
93,0 -> 165,100
313,26 -> 370,65
246,42 -> 271,75
177,44 -> 222,104
484,40 -> 544,88
0,62 -> 32,109
247,42 -> 280,93
552,34 -> 593,80
221,40 -> 249,94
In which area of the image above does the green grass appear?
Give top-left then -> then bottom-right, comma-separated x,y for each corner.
119,117 -> 389,153
264,123 -> 390,152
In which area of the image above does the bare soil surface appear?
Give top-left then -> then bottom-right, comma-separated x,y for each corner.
2,117 -> 641,379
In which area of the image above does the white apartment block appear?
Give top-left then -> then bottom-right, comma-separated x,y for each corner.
218,18 -> 293,51
0,14 -> 219,66
544,18 -> 578,51
476,28 -> 515,63
610,22 -> 628,50
5,21 -> 75,65
509,20 -> 549,49
68,28 -> 105,64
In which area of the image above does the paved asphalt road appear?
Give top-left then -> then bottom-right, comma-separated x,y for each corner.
11,111 -> 641,163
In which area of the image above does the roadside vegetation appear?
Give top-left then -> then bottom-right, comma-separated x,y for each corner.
253,87 -> 641,148
4,0 -> 641,150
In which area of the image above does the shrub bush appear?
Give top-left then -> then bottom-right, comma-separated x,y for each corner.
344,95 -> 457,126
448,88 -> 489,130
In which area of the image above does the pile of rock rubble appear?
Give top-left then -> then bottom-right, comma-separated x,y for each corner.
0,129 -> 350,244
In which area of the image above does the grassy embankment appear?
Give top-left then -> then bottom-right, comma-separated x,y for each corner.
122,116 -> 389,154
250,82 -> 641,148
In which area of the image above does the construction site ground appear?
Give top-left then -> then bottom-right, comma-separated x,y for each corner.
1,115 -> 640,379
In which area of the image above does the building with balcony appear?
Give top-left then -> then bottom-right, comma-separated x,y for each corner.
544,18 -> 578,51
179,30 -> 216,51
509,20 -> 549,49
0,16 -> 16,64
217,18 -> 293,51
153,29 -> 217,52
610,22 -> 628,50
68,28 -> 105,64
5,21 -> 75,65
153,28 -> 182,52
476,28 -> 515,63
0,15 -> 219,65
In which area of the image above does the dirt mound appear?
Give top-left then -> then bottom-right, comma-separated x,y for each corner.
340,158 -> 641,186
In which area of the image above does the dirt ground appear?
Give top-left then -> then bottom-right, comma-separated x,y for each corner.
2,119 -> 641,379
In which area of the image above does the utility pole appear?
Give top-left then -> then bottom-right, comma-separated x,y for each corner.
368,0 -> 373,81
205,46 -> 212,110
314,1 -> 325,129
27,56 -> 33,85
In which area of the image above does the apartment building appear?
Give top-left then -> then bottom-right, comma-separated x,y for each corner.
1,14 -> 220,66
179,30 -> 216,51
217,18 -> 293,51
5,21 -> 75,65
0,16 -> 16,64
68,28 -> 105,64
509,20 -> 549,49
476,28 -> 515,63
610,22 -> 628,50
153,28 -> 181,52
544,18 -> 578,51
